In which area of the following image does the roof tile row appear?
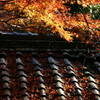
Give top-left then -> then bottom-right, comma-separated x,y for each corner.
0,51 -> 100,100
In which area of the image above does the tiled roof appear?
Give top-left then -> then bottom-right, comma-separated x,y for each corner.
0,50 -> 100,100
0,34 -> 100,100
0,34 -> 98,50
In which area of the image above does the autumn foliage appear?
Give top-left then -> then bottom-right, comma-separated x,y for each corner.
0,0 -> 100,43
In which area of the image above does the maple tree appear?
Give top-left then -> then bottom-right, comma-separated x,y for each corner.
0,0 -> 100,43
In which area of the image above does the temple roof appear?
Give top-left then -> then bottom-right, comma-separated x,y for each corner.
0,34 -> 100,100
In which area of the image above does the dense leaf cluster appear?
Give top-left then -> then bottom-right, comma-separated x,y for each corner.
0,0 -> 100,44
88,4 -> 100,20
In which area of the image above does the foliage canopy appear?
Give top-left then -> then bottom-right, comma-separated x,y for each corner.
0,0 -> 100,44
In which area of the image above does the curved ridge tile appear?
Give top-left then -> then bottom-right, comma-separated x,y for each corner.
64,59 -> 74,67
31,58 -> 41,66
0,58 -> 7,65
48,57 -> 58,65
